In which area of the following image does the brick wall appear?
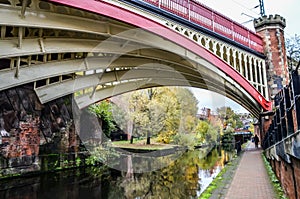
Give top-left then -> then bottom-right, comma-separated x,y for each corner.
0,86 -> 85,177
279,159 -> 295,199
254,15 -> 288,98
268,154 -> 300,199
291,156 -> 300,199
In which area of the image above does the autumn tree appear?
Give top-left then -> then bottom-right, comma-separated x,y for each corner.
194,120 -> 219,145
216,106 -> 243,130
216,106 -> 243,144
113,87 -> 199,145
95,87 -> 199,145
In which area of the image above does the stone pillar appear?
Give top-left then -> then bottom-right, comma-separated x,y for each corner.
254,14 -> 288,99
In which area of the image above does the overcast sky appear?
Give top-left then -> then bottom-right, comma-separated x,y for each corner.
198,0 -> 298,37
192,0 -> 299,114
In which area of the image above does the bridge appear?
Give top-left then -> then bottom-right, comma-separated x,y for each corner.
0,0 -> 272,118
2,1 -> 298,198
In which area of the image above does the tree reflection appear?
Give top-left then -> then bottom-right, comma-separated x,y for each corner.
117,147 -> 235,198
118,150 -> 203,198
0,147 -> 234,199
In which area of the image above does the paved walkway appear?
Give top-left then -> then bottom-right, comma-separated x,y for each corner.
224,142 -> 276,199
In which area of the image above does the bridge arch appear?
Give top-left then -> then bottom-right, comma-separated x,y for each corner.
0,0 -> 271,118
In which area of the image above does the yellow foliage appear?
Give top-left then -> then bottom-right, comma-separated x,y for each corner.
156,131 -> 177,144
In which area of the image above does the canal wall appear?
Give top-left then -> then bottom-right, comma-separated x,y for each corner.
0,85 -> 90,178
265,147 -> 300,199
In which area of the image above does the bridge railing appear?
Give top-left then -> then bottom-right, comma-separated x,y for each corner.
142,0 -> 263,53
262,62 -> 300,153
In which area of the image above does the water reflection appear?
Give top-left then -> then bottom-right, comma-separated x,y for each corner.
0,146 -> 235,199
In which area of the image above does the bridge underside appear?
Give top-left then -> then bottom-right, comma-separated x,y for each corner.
0,0 -> 269,117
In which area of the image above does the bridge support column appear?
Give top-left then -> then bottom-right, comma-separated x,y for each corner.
0,86 -> 86,177
254,15 -> 288,99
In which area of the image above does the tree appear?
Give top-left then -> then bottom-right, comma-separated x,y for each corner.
286,34 -> 300,69
194,120 -> 219,145
216,106 -> 243,129
216,106 -> 243,145
89,101 -> 116,138
129,90 -> 153,143
286,34 -> 300,82
114,87 -> 199,145
194,120 -> 209,144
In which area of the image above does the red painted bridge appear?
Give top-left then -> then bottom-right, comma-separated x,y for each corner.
0,0 -> 277,118
1,1 -> 297,198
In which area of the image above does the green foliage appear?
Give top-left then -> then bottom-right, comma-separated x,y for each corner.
85,142 -> 119,166
194,120 -> 220,145
221,132 -> 234,144
76,157 -> 81,167
117,87 -> 199,144
195,121 -> 209,143
172,133 -> 196,149
262,154 -> 288,199
128,89 -> 164,139
198,165 -> 228,199
216,106 -> 243,129
89,101 -> 116,137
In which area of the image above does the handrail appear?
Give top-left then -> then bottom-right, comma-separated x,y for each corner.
262,61 -> 300,151
142,0 -> 263,53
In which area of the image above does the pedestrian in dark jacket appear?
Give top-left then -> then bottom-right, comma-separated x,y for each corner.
254,134 -> 259,148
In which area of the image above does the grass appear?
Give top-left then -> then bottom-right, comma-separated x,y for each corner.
198,165 -> 229,199
198,153 -> 241,199
111,139 -> 174,150
262,154 -> 288,199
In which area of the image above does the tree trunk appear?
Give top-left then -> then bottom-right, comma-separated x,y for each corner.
130,136 -> 134,144
146,136 -> 150,145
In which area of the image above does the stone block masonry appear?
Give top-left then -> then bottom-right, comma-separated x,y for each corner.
0,86 -> 86,178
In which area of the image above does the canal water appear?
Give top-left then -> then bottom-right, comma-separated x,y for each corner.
0,146 -> 235,199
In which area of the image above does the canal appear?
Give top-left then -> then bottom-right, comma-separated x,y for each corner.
0,146 -> 235,199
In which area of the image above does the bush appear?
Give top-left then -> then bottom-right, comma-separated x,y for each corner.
172,133 -> 196,149
156,131 -> 176,144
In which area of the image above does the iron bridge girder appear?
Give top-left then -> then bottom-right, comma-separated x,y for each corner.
0,0 -> 271,118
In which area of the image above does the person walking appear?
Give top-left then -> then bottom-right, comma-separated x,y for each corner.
254,134 -> 259,148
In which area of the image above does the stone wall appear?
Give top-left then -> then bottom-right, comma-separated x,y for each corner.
0,86 -> 87,178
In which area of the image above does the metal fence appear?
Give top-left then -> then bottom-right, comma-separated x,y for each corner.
140,0 -> 263,52
262,62 -> 300,152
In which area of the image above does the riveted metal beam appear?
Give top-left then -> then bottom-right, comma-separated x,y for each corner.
0,0 -> 269,117
35,67 -> 200,103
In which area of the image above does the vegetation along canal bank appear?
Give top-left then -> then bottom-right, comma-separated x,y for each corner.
0,145 -> 236,198
0,87 -> 254,197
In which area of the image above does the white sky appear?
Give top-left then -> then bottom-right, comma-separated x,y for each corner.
198,0 -> 299,37
192,0 -> 299,114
